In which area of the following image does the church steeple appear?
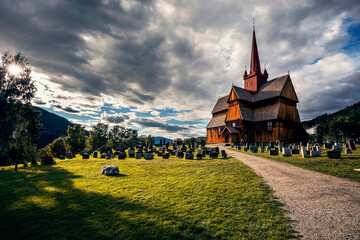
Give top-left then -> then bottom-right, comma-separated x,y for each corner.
243,20 -> 268,93
250,26 -> 261,74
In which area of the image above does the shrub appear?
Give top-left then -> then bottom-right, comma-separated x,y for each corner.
37,148 -> 55,165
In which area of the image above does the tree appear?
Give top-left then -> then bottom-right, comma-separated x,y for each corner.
50,137 -> 66,157
66,125 -> 86,155
145,135 -> 155,146
107,125 -> 126,148
0,52 -> 39,170
89,123 -> 108,150
173,138 -> 183,145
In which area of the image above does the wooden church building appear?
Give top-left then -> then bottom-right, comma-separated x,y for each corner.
206,27 -> 307,144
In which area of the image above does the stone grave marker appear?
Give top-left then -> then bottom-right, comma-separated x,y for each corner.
327,150 -> 341,159
310,150 -> 321,157
269,149 -> 278,156
282,148 -> 292,157
118,152 -> 126,159
93,152 -> 98,158
301,147 -> 307,158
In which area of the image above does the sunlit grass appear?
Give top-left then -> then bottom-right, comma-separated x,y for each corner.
230,144 -> 360,182
0,154 -> 296,239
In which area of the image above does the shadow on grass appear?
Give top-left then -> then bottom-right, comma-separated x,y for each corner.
0,165 -> 211,240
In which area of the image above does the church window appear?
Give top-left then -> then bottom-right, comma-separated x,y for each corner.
211,129 -> 213,136
232,122 -> 236,127
267,122 -> 273,131
218,128 -> 221,135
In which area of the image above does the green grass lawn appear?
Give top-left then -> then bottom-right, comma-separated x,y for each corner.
230,145 -> 360,182
0,154 -> 296,240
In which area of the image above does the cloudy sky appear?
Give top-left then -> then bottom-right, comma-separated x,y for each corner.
1,0 -> 359,138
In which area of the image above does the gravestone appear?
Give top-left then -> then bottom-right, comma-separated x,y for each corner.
135,152 -> 142,159
260,148 -> 264,153
196,153 -> 202,160
332,144 -> 342,152
128,149 -> 135,158
210,152 -> 218,158
111,154 -> 115,158
143,153 -> 154,160
93,152 -> 98,158
269,150 -> 278,156
316,146 -> 322,152
221,150 -> 227,158
185,153 -> 194,159
327,151 -> 341,159
301,147 -> 307,158
348,140 -> 356,150
59,155 -> 65,160
243,147 -> 248,152
197,149 -> 202,155
324,143 -> 332,149
82,154 -> 90,159
176,151 -> 184,158
250,146 -> 258,153
310,150 -> 321,157
118,152 -> 126,159
101,154 -> 106,159
292,149 -> 300,154
162,153 -> 170,159
282,148 -> 292,157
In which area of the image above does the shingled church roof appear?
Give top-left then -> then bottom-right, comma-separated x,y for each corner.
231,74 -> 291,103
206,114 -> 226,128
211,95 -> 229,114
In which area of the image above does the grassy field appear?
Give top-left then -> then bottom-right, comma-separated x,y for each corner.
0,154 -> 296,240
230,145 -> 360,182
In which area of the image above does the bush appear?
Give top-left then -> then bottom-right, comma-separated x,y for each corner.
37,149 -> 55,165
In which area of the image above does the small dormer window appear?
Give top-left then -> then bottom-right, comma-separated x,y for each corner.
211,129 -> 214,136
218,127 -> 221,135
232,122 -> 236,127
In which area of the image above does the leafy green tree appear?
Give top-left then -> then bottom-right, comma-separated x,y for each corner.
0,52 -> 39,170
145,135 -> 155,146
66,125 -> 86,155
89,123 -> 108,149
107,125 -> 126,148
50,137 -> 66,157
173,138 -> 183,145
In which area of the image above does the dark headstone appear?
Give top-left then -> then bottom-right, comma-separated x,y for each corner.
176,151 -> 184,158
292,149 -> 300,154
327,150 -> 341,159
269,150 -> 279,156
118,152 -> 126,159
93,152 -> 98,158
82,154 -> 90,159
162,153 -> 170,159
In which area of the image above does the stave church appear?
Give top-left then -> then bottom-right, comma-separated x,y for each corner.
206,26 -> 307,144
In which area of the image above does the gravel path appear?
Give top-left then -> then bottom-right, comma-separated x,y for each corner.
222,147 -> 360,240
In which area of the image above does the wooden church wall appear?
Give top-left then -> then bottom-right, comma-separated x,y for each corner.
206,128 -> 226,143
225,101 -> 242,122
280,79 -> 298,102
278,102 -> 300,123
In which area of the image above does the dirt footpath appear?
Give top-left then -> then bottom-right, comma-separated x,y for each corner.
223,147 -> 360,240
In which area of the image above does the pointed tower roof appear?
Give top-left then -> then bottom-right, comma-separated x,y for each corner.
250,25 -> 261,74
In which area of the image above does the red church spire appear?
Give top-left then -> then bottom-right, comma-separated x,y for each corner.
250,25 -> 261,74
243,19 -> 268,93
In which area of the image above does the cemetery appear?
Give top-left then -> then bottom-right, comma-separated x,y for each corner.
230,140 -> 360,182
0,142 -> 296,240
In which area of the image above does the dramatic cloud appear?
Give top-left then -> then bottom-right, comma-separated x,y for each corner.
1,0 -> 360,137
132,118 -> 189,132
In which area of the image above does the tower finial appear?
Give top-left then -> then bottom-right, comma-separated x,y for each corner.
253,18 -> 255,31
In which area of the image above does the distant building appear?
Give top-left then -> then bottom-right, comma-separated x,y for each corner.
206,26 -> 307,144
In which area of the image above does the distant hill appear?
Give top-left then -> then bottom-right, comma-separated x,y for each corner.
154,137 -> 173,144
301,101 -> 360,130
34,107 -> 74,148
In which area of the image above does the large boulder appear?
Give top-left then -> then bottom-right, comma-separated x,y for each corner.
101,166 -> 119,176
